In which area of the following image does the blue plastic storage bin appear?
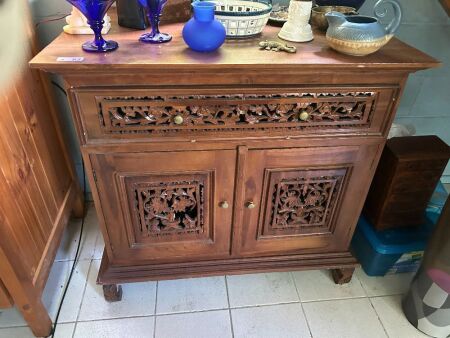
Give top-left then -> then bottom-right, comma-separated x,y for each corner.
353,181 -> 448,276
352,214 -> 436,276
426,181 -> 448,222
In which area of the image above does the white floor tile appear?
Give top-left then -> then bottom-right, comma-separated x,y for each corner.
93,233 -> 105,260
155,310 -> 232,338
39,260 -> 90,324
53,322 -> 76,338
356,268 -> 415,297
231,303 -> 311,338
0,326 -> 34,338
227,272 -> 299,307
371,295 -> 429,338
42,261 -> 73,321
78,260 -> 156,321
292,270 -> 366,302
57,260 -> 91,323
157,276 -> 228,314
78,205 -> 101,261
55,219 -> 82,262
74,317 -> 154,338
303,298 -> 387,338
0,308 -> 27,328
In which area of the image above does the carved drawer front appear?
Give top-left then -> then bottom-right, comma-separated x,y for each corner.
236,144 -> 380,256
90,150 -> 236,264
73,86 -> 397,142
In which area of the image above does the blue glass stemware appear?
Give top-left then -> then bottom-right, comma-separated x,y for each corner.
66,0 -> 119,52
138,0 -> 172,43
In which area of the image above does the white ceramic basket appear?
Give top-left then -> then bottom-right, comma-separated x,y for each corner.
209,0 -> 272,38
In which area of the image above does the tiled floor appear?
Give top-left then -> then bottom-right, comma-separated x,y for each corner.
0,203 -> 430,338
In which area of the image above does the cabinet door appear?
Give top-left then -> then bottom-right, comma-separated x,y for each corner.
236,144 -> 379,256
91,150 -> 235,263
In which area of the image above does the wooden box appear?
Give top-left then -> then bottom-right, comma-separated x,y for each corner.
364,136 -> 450,231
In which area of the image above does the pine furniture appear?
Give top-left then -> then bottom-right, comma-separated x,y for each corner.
30,20 -> 438,301
0,3 -> 83,337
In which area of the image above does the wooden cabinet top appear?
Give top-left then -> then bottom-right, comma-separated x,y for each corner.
30,22 -> 439,74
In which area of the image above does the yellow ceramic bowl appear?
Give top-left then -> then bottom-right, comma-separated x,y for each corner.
311,6 -> 357,31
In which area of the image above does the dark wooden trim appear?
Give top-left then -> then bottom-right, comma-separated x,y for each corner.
97,250 -> 358,284
231,146 -> 248,257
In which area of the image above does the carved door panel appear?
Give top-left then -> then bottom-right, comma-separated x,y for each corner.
236,144 -> 380,256
90,150 -> 235,264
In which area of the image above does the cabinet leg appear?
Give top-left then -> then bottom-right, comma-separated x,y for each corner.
102,284 -> 123,302
18,297 -> 52,337
331,268 -> 355,285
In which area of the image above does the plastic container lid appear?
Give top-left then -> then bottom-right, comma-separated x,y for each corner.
357,214 -> 437,255
428,181 -> 448,210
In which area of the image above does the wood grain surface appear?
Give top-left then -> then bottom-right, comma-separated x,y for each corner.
30,23 -> 439,73
0,1 -> 83,336
30,14 -> 439,294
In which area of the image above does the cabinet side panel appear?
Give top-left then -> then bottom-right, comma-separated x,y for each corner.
0,18 -> 79,295
0,279 -> 13,308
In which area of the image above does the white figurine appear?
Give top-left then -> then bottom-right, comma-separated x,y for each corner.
63,6 -> 111,35
278,0 -> 313,43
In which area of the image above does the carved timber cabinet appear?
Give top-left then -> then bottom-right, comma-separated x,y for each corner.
31,20 -> 438,298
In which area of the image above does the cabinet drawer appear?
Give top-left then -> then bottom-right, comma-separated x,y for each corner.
73,86 -> 397,142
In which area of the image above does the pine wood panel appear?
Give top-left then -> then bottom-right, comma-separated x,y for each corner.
0,280 -> 12,308
0,1 -> 83,337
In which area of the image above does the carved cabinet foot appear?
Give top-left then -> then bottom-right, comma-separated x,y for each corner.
102,284 -> 123,302
331,268 -> 355,285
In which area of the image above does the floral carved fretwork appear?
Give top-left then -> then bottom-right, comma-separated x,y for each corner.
263,168 -> 347,237
133,180 -> 204,238
97,91 -> 377,134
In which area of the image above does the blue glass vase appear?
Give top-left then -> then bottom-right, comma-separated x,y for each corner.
66,0 -> 118,52
182,1 -> 226,53
138,0 -> 172,43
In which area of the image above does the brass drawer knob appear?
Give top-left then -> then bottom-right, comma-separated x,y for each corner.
173,115 -> 184,125
219,201 -> 229,209
246,201 -> 256,209
299,111 -> 309,121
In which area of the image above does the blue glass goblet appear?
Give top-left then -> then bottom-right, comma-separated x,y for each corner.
66,0 -> 119,52
138,0 -> 172,43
